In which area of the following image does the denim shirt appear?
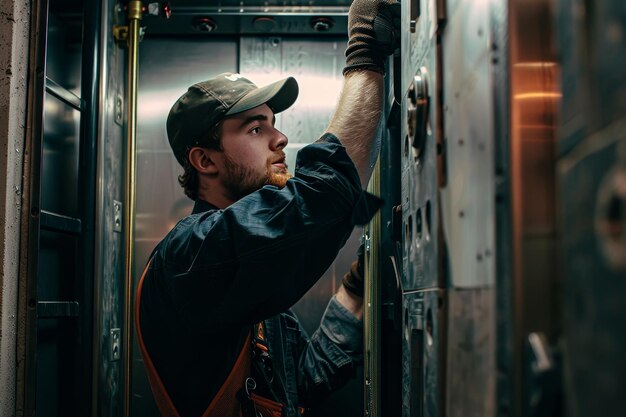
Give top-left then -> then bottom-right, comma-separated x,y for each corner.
138,134 -> 381,416
261,298 -> 363,416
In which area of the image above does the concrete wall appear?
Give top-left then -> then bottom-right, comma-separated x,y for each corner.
0,1 -> 30,416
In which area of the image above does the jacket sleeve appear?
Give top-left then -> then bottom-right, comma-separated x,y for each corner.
295,295 -> 363,406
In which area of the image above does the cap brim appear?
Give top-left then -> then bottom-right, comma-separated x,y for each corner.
225,76 -> 299,116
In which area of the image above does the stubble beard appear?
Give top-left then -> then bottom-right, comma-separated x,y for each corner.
222,152 -> 292,201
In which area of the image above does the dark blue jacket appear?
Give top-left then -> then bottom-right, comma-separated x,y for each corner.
138,134 -> 380,416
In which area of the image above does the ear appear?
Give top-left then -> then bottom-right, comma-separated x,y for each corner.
188,147 -> 219,175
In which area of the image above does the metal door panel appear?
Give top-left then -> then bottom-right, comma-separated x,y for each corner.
399,0 -> 440,291
441,0 -> 495,288
93,0 -> 127,414
402,289 -> 443,417
46,5 -> 82,95
558,121 -> 626,416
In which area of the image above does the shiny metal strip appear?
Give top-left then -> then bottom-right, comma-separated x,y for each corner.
167,6 -> 348,16
40,210 -> 82,235
123,2 -> 142,416
364,158 -> 382,417
92,0 -> 110,414
45,76 -> 83,111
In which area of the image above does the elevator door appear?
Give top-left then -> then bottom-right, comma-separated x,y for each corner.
23,0 -> 100,415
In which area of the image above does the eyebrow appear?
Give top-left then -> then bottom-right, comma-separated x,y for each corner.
238,114 -> 276,129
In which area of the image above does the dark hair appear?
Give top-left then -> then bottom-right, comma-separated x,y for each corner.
178,122 -> 223,200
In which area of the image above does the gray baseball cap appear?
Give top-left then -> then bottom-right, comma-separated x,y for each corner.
167,72 -> 299,166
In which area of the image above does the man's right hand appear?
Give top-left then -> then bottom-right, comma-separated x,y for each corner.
344,0 -> 401,75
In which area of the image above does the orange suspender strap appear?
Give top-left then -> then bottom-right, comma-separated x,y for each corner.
134,259 -> 252,417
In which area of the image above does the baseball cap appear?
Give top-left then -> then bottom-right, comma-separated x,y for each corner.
167,72 -> 299,166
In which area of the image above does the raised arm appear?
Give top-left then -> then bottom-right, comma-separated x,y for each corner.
326,71 -> 384,188
325,0 -> 398,186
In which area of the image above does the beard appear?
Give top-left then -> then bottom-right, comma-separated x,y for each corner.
221,151 -> 292,201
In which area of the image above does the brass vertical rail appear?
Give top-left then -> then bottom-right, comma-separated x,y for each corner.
123,2 -> 142,416
364,158 -> 382,417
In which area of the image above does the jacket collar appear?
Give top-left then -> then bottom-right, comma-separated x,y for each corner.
192,198 -> 220,214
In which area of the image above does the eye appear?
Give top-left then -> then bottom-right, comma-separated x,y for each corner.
249,126 -> 261,135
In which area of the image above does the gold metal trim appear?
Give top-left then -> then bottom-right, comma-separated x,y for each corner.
123,2 -> 142,416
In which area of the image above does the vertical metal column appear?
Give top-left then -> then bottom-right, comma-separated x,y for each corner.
123,2 -> 142,416
364,159 -> 382,417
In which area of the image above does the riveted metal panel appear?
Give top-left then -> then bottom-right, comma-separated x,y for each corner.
399,0 -> 440,291
440,0 -> 495,288
93,1 -> 132,415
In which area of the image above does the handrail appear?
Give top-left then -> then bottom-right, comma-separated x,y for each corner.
122,2 -> 143,416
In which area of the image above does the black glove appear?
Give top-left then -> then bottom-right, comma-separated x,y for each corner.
342,243 -> 365,297
344,0 -> 401,75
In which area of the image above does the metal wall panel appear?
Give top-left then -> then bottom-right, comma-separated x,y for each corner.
555,0 -> 588,156
441,0 -> 495,289
399,0 -> 440,292
93,1 -> 127,415
40,94 -> 80,218
557,0 -> 626,414
401,290 -> 443,417
558,125 -> 626,417
446,287 -> 495,417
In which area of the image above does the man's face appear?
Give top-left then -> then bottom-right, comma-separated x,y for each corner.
218,104 -> 292,200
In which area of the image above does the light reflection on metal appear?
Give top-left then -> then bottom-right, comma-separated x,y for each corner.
510,2 -> 561,412
514,92 -> 562,100
364,158 -> 382,417
123,2 -> 142,417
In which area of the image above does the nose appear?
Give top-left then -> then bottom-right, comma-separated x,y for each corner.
271,127 -> 288,151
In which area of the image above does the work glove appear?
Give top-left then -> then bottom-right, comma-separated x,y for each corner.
344,0 -> 401,75
342,243 -> 365,297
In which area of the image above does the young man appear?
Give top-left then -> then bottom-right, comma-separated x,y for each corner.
135,1 -> 398,416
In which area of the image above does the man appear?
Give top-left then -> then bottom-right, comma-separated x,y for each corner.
135,1 -> 399,416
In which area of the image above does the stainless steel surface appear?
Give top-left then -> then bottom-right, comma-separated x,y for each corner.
143,2 -> 350,36
440,0 -> 495,289
510,1 -> 560,414
93,0 -> 127,414
446,288 -> 495,417
41,93 -> 81,218
46,5 -> 82,96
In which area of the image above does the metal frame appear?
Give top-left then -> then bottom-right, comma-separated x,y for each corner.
77,0 -> 102,414
16,0 -> 48,414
